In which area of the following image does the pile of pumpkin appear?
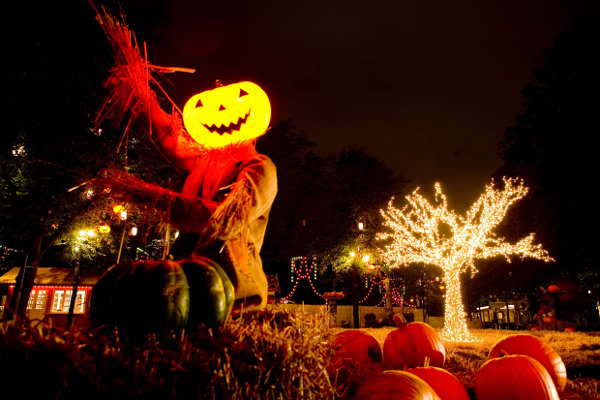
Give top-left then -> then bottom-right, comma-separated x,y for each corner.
330,321 -> 566,399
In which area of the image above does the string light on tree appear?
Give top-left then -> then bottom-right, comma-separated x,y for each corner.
378,177 -> 554,342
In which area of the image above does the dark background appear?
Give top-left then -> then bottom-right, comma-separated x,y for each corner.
112,0 -> 592,209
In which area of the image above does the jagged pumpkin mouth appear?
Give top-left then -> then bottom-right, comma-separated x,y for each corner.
203,110 -> 251,136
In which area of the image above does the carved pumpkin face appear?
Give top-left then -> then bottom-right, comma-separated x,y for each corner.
182,81 -> 271,149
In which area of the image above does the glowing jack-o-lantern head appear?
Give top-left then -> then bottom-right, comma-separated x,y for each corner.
182,81 -> 271,149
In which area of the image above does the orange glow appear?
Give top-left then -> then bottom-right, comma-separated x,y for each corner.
98,225 -> 111,234
182,81 -> 271,149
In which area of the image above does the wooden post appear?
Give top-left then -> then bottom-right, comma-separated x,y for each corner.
116,225 -> 127,264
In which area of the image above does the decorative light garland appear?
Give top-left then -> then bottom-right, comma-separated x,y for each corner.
280,256 -> 324,302
358,278 -> 385,305
378,177 -> 554,342
391,286 -> 406,306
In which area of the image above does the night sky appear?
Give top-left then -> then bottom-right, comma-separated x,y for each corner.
96,1 -> 590,209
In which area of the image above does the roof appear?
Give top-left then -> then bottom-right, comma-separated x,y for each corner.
0,267 -> 101,286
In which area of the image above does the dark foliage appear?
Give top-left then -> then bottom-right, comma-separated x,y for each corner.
483,17 -> 600,320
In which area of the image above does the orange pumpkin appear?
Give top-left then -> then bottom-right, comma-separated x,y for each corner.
474,354 -> 560,400
182,81 -> 271,149
355,370 -> 441,400
547,284 -> 560,293
383,322 -> 446,369
332,330 -> 383,368
406,367 -> 469,400
488,334 -> 567,392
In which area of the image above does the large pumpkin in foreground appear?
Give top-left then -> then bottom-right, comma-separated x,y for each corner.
91,258 -> 234,334
91,260 -> 190,334
474,354 -> 560,400
488,334 -> 567,392
355,370 -> 441,400
179,258 -> 234,329
406,367 -> 469,400
383,322 -> 446,369
332,330 -> 383,368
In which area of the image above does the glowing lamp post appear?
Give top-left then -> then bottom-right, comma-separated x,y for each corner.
378,178 -> 553,342
114,205 -> 129,263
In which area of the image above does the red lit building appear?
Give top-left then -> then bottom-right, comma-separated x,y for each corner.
0,267 -> 101,327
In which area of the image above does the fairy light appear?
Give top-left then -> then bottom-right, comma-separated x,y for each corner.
358,278 -> 385,304
280,256 -> 324,302
378,177 -> 554,342
391,286 -> 405,306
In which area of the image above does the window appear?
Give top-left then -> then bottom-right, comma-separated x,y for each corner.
26,289 -> 48,310
51,290 -> 86,314
51,290 -> 65,312
35,290 -> 46,310
27,291 -> 36,310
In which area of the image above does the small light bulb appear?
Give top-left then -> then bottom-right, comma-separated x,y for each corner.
130,226 -> 138,236
349,251 -> 356,257
358,222 -> 364,230
120,210 -> 127,220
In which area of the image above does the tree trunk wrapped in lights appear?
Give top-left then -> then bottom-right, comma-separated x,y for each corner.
378,178 -> 553,342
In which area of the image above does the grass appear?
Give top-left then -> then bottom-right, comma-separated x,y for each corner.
358,327 -> 600,400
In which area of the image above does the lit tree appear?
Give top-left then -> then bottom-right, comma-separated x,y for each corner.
378,177 -> 553,342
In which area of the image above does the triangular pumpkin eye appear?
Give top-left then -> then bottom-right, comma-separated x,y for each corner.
195,98 -> 204,108
239,88 -> 249,97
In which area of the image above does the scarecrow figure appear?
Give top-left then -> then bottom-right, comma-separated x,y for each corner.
90,9 -> 277,332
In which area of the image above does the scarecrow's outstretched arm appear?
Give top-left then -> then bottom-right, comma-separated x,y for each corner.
94,7 -> 202,172
146,103 -> 203,173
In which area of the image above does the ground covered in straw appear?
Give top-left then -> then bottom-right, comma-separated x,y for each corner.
0,307 -> 337,400
359,327 -> 600,400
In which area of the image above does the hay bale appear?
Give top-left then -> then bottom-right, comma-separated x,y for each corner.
0,307 -> 336,399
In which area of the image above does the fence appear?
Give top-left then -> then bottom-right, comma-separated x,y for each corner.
271,303 -> 433,328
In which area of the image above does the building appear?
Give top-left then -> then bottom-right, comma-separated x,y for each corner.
474,299 -> 530,329
0,267 -> 101,327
